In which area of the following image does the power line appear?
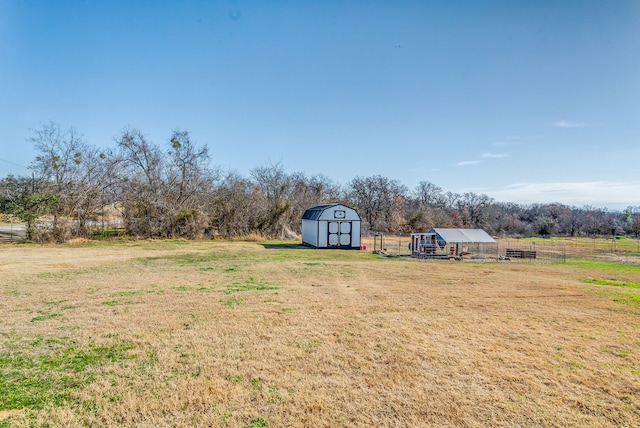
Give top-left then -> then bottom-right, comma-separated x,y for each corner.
0,158 -> 29,170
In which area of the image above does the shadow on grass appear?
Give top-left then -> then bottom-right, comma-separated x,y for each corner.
260,242 -> 312,250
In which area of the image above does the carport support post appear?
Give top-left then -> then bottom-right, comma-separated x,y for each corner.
373,233 -> 383,253
530,241 -> 535,263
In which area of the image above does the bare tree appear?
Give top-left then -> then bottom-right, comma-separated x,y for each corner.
112,128 -> 167,237
65,146 -> 111,236
415,181 -> 443,208
250,162 -> 300,238
348,175 -> 408,233
165,131 -> 217,238
11,125 -> 640,242
210,172 -> 263,238
29,122 -> 86,187
632,215 -> 640,238
28,122 -> 90,241
456,192 -> 493,228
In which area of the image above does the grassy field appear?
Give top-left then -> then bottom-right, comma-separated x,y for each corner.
1,240 -> 639,427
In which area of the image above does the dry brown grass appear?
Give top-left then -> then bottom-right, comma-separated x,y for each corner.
1,240 -> 639,427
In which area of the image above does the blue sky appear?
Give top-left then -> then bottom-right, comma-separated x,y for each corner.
1,1 -> 639,209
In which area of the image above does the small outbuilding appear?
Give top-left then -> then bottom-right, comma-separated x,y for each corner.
411,228 -> 497,259
301,204 -> 361,249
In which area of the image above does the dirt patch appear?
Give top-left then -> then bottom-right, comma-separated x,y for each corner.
66,238 -> 92,244
0,410 -> 22,420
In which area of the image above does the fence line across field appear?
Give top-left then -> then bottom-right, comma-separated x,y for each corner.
360,235 -> 640,263
2,221 -> 639,264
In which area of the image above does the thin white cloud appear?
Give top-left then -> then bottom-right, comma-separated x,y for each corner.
555,120 -> 595,128
492,135 -> 529,147
481,152 -> 508,159
484,181 -> 640,208
456,160 -> 482,166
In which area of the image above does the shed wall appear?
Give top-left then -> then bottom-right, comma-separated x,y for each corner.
351,221 -> 361,247
301,219 -> 318,247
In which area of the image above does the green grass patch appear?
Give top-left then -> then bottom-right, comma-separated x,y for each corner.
37,270 -> 82,280
580,277 -> 640,289
0,336 -> 132,411
604,346 -> 630,358
268,386 -> 283,403
136,242 -> 379,271
221,297 -> 244,308
14,239 -> 36,245
170,284 -> 218,293
565,258 -> 640,273
30,313 -> 62,322
611,292 -> 640,306
45,300 -> 68,306
109,289 -> 164,297
139,253 -> 218,267
110,290 -> 145,297
224,277 -> 278,294
244,417 -> 269,428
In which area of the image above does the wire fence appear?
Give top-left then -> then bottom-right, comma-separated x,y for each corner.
0,219 -> 126,242
360,234 -> 640,264
0,221 -> 25,241
498,240 -> 564,263
360,234 -> 413,257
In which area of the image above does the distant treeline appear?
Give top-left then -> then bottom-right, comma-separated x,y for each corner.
1,123 -> 639,242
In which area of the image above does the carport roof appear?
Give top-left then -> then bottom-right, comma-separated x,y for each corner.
429,228 -> 496,243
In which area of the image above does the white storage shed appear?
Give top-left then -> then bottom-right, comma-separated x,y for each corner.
301,204 -> 361,249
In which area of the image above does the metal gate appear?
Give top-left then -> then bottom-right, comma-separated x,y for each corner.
328,221 -> 351,247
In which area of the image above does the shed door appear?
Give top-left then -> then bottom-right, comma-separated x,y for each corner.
328,222 -> 351,247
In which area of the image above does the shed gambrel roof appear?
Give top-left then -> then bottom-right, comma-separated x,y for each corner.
301,204 -> 360,221
301,204 -> 337,220
429,228 -> 496,243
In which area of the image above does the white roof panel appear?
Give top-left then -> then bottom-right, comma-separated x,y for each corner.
429,228 -> 496,243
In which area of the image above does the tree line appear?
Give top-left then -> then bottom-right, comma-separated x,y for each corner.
1,123 -> 639,242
